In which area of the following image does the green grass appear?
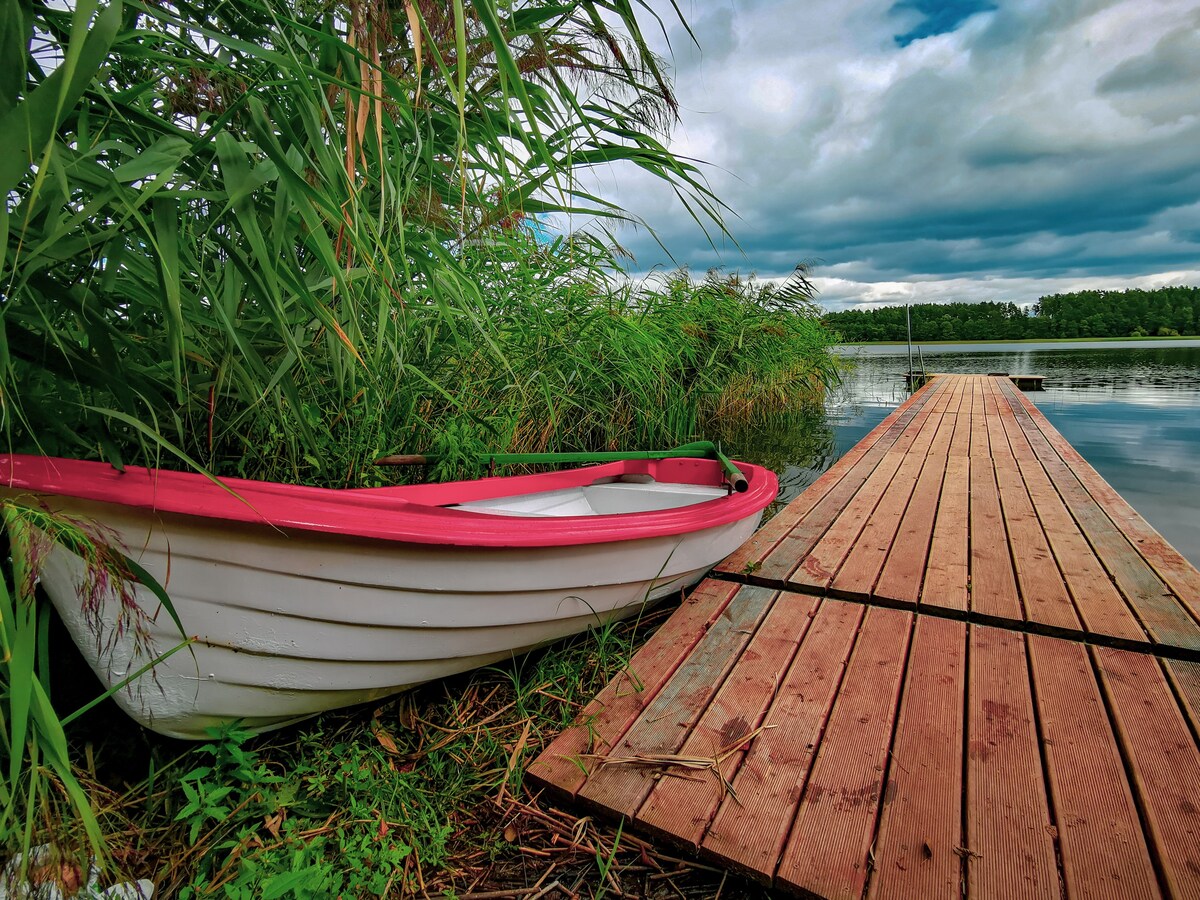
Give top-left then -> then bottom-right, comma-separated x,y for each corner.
62,605 -> 771,898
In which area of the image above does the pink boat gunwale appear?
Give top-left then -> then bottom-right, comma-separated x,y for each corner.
1,455 -> 778,548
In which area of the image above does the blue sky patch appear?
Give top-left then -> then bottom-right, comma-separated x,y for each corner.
891,0 -> 998,46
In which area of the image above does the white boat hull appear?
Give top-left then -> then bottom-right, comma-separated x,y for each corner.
37,496 -> 761,738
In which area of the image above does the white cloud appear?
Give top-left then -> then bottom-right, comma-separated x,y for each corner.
570,0 -> 1200,307
812,269 -> 1200,312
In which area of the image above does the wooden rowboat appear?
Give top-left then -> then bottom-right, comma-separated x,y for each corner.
1,454 -> 776,739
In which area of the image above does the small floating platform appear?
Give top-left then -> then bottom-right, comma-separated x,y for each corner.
528,375 -> 1200,899
1009,373 -> 1045,390
912,372 -> 1046,390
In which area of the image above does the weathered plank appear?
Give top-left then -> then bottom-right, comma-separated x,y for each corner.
948,377 -> 973,459
966,626 -> 1058,899
527,579 -> 742,796
872,447 -> 947,606
994,458 -> 1080,632
873,378 -> 966,607
757,384 -> 946,586
968,377 -> 990,458
789,449 -> 908,593
752,452 -> 899,585
829,451 -> 925,599
702,599 -> 865,880
1000,378 -> 1200,621
1027,635 -> 1159,899
1001,384 -> 1200,650
867,616 -> 966,900
1013,453 -> 1148,642
574,585 -> 779,817
1094,646 -> 1200,900
775,607 -> 913,899
1164,658 -> 1200,736
982,376 -> 1012,459
922,455 -> 970,612
717,380 -> 942,577
635,591 -> 821,849
969,452 -> 1023,620
930,376 -> 967,456
531,374 -> 1200,900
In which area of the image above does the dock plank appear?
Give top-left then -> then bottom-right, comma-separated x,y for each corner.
829,385 -> 951,599
847,382 -> 960,602
1164,659 -> 1200,736
1000,379 -> 1200,622
969,451 -> 1023,620
1095,646 -> 1200,900
872,446 -> 947,606
1027,635 -> 1160,899
775,607 -> 913,900
968,377 -> 990,458
530,375 -> 1200,900
966,626 -> 1058,899
1000,384 -> 1200,650
948,378 -> 974,459
789,450 -> 908,593
1012,452 -> 1147,642
636,591 -> 821,849
717,381 -> 941,578
527,579 -> 742,795
752,454 -> 897,585
994,459 -> 1080,632
867,616 -> 966,900
825,451 -> 926,598
702,599 -> 865,880
757,384 -> 947,587
575,585 -> 778,817
982,376 -> 1012,460
922,455 -> 970,612
927,376 -> 967,459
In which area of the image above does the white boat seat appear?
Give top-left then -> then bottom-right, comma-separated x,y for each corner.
453,481 -> 728,517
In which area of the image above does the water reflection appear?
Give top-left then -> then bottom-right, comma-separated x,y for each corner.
745,343 -> 1200,567
717,409 -> 837,509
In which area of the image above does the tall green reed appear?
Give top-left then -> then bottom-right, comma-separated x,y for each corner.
0,508 -> 102,879
0,0 -> 838,876
2,0 -> 724,475
0,0 -> 744,869
381,239 -> 839,475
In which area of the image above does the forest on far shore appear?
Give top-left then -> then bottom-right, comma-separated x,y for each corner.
823,286 -> 1200,342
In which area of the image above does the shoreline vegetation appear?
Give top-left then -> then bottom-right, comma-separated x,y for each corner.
2,1 -> 831,897
840,334 -> 1200,347
823,289 -> 1200,344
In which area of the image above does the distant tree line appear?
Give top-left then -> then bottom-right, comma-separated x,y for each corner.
823,287 -> 1200,342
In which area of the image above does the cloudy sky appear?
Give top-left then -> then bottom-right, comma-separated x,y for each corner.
578,0 -> 1200,311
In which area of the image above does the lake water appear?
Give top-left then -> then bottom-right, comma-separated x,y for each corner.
737,340 -> 1200,567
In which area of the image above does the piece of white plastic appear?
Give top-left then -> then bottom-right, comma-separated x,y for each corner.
0,845 -> 154,900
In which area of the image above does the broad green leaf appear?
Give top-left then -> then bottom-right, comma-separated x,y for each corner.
0,0 -> 121,197
0,0 -> 31,116
111,134 -> 191,184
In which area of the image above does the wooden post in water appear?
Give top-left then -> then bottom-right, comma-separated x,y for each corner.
906,303 -> 913,386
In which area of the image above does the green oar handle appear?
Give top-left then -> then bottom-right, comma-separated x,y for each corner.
373,441 -> 749,492
711,447 -> 749,493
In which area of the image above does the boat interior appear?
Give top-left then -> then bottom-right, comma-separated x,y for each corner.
452,478 -> 729,517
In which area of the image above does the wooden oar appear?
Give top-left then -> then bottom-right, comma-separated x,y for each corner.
374,441 -> 750,492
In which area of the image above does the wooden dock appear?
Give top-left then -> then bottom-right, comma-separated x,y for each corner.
528,375 -> 1200,899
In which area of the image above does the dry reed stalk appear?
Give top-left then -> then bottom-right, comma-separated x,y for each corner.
577,723 -> 776,802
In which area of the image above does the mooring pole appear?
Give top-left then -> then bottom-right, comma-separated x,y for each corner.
906,303 -> 913,383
